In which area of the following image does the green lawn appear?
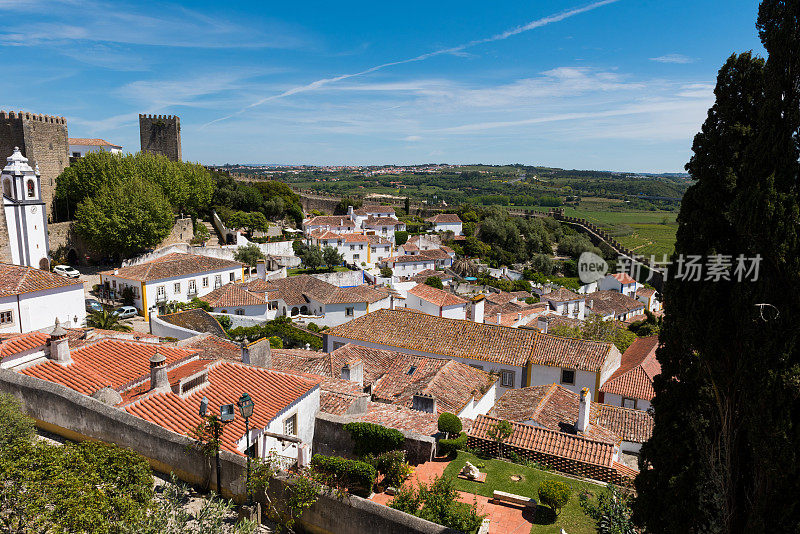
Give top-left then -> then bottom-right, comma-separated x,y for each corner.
443,452 -> 602,534
287,266 -> 351,276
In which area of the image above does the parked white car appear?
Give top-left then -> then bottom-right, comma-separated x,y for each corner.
53,265 -> 80,279
113,306 -> 138,319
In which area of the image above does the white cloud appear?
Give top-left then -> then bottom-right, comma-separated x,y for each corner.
404,135 -> 422,141
650,54 -> 696,64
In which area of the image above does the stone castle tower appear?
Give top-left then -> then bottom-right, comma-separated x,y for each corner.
0,111 -> 69,223
139,114 -> 181,161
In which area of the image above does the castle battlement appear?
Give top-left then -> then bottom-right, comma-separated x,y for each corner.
138,114 -> 180,122
0,111 -> 67,124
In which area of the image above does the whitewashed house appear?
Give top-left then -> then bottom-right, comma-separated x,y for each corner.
362,216 -> 406,243
635,287 -> 661,313
586,290 -> 645,322
540,287 -> 586,320
347,205 -> 397,229
302,216 -> 356,236
68,138 -> 122,158
425,214 -> 463,235
598,273 -> 638,297
99,253 -> 245,320
202,283 -> 270,318
404,283 -> 468,319
600,336 -> 659,411
0,263 -> 85,333
381,254 -> 436,279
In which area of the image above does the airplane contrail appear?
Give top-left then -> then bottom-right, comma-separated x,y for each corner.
203,0 -> 621,127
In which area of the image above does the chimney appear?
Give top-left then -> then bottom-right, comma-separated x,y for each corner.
412,392 -> 437,413
576,387 -> 591,433
149,351 -> 169,391
48,319 -> 71,365
242,338 -> 272,368
470,295 -> 485,323
256,259 -> 266,280
517,312 -> 522,322
341,360 -> 364,387
347,205 -> 354,218
496,312 -> 502,324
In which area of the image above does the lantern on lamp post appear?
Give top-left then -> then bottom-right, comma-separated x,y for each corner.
237,392 -> 255,505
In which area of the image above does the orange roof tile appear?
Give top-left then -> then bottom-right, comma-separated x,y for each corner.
610,273 -> 636,285
203,283 -> 266,308
100,253 -> 242,282
425,214 -> 462,224
600,336 -> 660,400
69,138 -> 121,148
469,414 -> 617,468
407,283 -> 466,307
0,332 -> 49,358
0,263 -> 82,297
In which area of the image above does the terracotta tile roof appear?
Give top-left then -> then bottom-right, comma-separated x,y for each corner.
318,285 -> 389,305
352,401 -> 441,436
363,216 -> 401,227
327,309 -> 538,367
612,461 -> 639,479
425,214 -> 462,224
308,229 -> 342,240
408,283 -> 466,307
484,302 -> 545,327
411,269 -> 454,283
320,390 -> 362,415
418,249 -> 451,261
600,336 -> 660,400
203,283 -> 266,308
593,404 -> 654,444
366,234 -> 392,246
338,233 -> 369,243
0,263 -> 82,297
586,291 -> 645,317
159,309 -> 226,337
100,253 -> 242,282
20,339 -> 197,394
246,278 -> 272,293
125,361 -> 320,454
178,333 -> 242,361
303,216 -> 355,228
259,275 -> 335,306
531,334 -> 614,373
69,138 -> 121,148
469,414 -> 617,468
0,332 -> 49,358
542,287 -> 583,302
636,287 -> 656,298
610,273 -> 636,285
385,255 -> 436,265
484,291 -> 516,306
532,314 -> 584,331
353,205 -> 395,215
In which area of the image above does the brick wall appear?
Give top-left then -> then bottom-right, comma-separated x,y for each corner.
139,114 -> 182,161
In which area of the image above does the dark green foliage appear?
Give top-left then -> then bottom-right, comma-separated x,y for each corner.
364,450 -> 412,488
216,314 -> 232,331
424,276 -> 444,290
538,480 -> 571,516
228,316 -> 322,349
234,243 -> 266,267
437,412 -> 462,437
557,234 -> 603,259
580,485 -> 636,534
87,309 -> 133,332
394,230 -> 409,245
74,175 -> 174,258
343,422 -> 405,456
310,454 -> 376,497
390,475 -> 484,532
380,266 -> 393,278
322,245 -> 343,267
299,245 -> 323,271
636,6 -> 800,532
334,197 -> 363,215
550,314 -> 637,353
0,394 -> 34,450
212,175 -> 303,226
627,310 -> 662,337
438,433 -> 467,457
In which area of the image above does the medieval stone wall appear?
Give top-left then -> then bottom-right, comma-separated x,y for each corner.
139,114 -> 182,161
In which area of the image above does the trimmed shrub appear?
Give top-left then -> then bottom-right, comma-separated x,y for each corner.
343,422 -> 404,456
438,432 -> 467,457
437,412 -> 462,438
538,480 -> 572,516
310,454 -> 376,497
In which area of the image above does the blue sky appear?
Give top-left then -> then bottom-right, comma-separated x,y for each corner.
0,0 -> 765,172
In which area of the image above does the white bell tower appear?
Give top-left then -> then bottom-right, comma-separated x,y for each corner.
1,147 -> 49,269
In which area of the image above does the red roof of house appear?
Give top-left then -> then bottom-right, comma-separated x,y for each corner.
600,336 -> 660,401
100,253 -> 242,282
407,283 -> 466,308
425,214 -> 462,224
0,332 -> 50,358
203,283 -> 266,308
610,273 -> 636,285
69,138 -> 121,148
0,263 -> 83,297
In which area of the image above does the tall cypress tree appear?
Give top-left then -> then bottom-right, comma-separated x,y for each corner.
635,2 -> 800,532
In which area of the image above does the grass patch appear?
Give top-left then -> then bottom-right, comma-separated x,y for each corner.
443,452 -> 601,534
287,266 -> 351,276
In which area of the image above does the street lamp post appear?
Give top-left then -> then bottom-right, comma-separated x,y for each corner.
200,396 -> 235,496
237,392 -> 255,506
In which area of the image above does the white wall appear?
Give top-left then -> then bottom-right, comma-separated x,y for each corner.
433,222 -> 462,235
3,202 -> 48,269
0,285 -> 85,333
602,392 -> 651,411
458,382 -> 498,420
250,386 -> 320,461
212,303 -> 268,317
530,364 -> 600,401
69,143 -> 122,157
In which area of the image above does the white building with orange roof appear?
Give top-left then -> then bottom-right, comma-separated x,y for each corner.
0,263 -> 85,333
598,272 -> 638,297
68,138 -> 122,157
404,283 -> 468,319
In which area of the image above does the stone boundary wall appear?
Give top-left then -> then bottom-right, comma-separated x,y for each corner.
311,269 -> 364,288
313,412 -> 436,466
0,370 -> 457,534
208,312 -> 268,329
120,240 -> 294,268
149,314 -> 199,340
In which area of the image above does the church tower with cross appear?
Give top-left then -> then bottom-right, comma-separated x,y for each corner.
1,147 -> 49,269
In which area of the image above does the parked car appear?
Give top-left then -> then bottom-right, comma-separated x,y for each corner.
53,265 -> 80,279
112,306 -> 138,319
85,299 -> 103,313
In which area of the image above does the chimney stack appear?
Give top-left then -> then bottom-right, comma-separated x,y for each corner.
256,259 -> 266,280
149,351 -> 169,391
576,387 -> 591,433
48,319 -> 71,365
470,295 -> 485,323
242,338 -> 272,368
341,360 -> 364,387
412,392 -> 437,413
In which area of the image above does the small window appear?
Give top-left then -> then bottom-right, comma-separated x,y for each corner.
353,254 -> 359,260
622,397 -> 637,409
269,301 -> 278,310
333,342 -> 346,350
407,366 -> 417,376
230,272 -> 235,282
235,309 -> 245,316
215,274 -> 222,287
173,282 -> 180,293
345,307 -> 354,317
26,180 -> 35,198
188,280 -> 196,292
561,369 -> 575,385
283,413 -> 297,436
157,285 -> 165,297
72,152 -> 81,158
469,364 -> 484,370
202,277 -> 209,287
0,310 -> 13,324
501,370 -> 515,388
